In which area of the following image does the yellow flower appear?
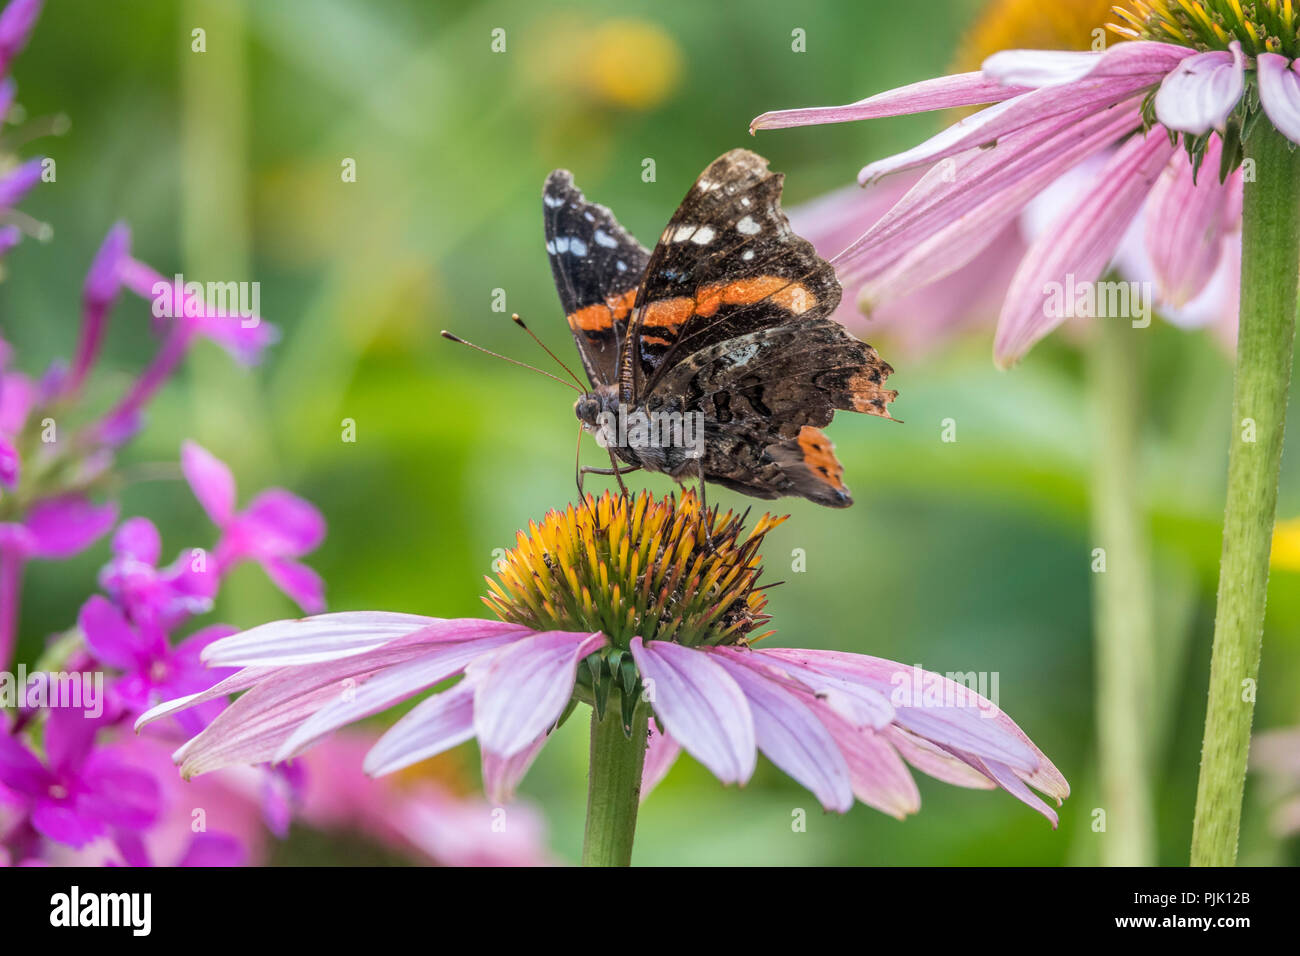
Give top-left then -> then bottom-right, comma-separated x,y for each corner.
580,19 -> 683,110
1271,517 -> 1300,570
956,0 -> 1134,70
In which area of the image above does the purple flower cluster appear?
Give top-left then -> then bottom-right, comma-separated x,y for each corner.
0,0 -> 45,259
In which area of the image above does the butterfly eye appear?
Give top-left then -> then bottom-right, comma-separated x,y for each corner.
574,397 -> 600,424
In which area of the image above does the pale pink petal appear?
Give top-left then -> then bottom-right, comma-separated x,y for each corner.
842,102 -> 1141,288
481,734 -> 548,804
168,642 -> 462,775
629,637 -> 755,785
640,725 -> 681,799
709,649 -> 853,812
858,75 -> 1157,184
277,630 -> 522,760
1257,53 -> 1300,146
180,441 -> 236,527
199,611 -> 450,666
749,72 -> 1030,132
814,704 -> 920,819
736,646 -> 893,729
473,631 -> 606,759
363,682 -> 477,777
887,727 -> 996,790
758,647 -> 1041,772
984,41 -> 1193,87
994,129 -> 1178,367
965,755 -> 1060,827
135,666 -> 278,731
1143,139 -> 1235,306
1153,44 -> 1244,136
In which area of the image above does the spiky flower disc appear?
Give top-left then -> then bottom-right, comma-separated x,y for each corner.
1113,1 -> 1300,56
483,490 -> 783,650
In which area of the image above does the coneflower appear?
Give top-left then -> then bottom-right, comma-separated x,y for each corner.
140,491 -> 1067,866
754,0 -> 1300,867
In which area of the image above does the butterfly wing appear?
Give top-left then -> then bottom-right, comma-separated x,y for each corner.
624,149 -> 896,507
618,149 -> 844,402
543,170 -> 650,387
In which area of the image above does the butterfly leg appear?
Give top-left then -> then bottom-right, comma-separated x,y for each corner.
577,462 -> 641,500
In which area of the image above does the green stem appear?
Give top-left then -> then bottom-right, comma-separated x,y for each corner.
1191,122 -> 1300,867
1088,314 -> 1156,866
581,693 -> 649,866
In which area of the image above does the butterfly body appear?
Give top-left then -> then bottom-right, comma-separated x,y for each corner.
546,149 -> 897,507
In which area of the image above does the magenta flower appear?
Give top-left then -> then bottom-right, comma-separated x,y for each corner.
140,493 -> 1068,837
79,595 -> 235,733
0,0 -> 40,77
97,517 -> 216,631
0,702 -> 158,848
751,36 -> 1291,366
180,441 -> 326,613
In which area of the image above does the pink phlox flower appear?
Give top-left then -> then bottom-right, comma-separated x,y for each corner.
180,441 -> 326,613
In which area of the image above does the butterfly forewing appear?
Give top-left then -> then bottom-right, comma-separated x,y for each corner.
543,170 -> 651,387
620,149 -> 843,402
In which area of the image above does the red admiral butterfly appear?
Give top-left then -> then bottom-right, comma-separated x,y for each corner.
444,149 -> 897,506
543,149 -> 897,507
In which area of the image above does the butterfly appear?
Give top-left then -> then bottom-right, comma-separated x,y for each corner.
542,149 -> 897,508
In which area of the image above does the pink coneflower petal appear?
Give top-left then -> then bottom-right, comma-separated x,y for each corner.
276,631 -> 522,760
983,41 -> 1192,88
135,665 -> 277,730
362,682 -> 477,777
710,650 -> 853,812
994,129 -> 1178,367
749,72 -> 1031,132
759,647 -> 1040,771
858,75 -> 1162,184
1153,43 -> 1245,136
845,102 -> 1140,289
198,611 -> 448,666
481,733 -> 548,804
1144,138 -> 1236,307
887,727 -> 997,790
739,647 -> 893,730
854,106 -> 1144,304
965,755 -> 1059,827
641,725 -> 681,798
165,642 -> 463,775
472,630 -> 606,759
1257,53 -> 1300,146
814,704 -> 920,819
180,440 -> 236,526
629,637 -> 756,786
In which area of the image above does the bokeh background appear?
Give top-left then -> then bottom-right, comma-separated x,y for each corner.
4,0 -> 1300,865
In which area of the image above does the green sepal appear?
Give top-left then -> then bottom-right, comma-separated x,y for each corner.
592,670 -> 611,721
553,697 -> 579,731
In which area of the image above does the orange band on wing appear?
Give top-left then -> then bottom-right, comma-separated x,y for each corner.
696,276 -> 816,318
569,288 -> 638,332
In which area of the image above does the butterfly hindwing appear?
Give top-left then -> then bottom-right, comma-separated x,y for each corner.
543,170 -> 650,386
620,149 -> 843,401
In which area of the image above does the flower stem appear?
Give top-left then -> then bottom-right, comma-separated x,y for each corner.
1088,314 -> 1155,865
1191,122 -> 1300,867
582,691 -> 648,867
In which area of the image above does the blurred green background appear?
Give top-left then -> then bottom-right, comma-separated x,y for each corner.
3,0 -> 1299,865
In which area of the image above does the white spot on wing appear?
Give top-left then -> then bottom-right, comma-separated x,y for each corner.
543,193 -> 565,208
672,224 -> 695,242
594,229 -> 618,248
736,216 -> 760,235
690,226 -> 716,245
742,249 -> 755,260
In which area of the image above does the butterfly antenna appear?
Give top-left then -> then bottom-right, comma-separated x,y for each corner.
511,313 -> 586,389
441,331 -> 581,391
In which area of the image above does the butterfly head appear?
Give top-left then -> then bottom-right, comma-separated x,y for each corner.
572,384 -> 618,432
